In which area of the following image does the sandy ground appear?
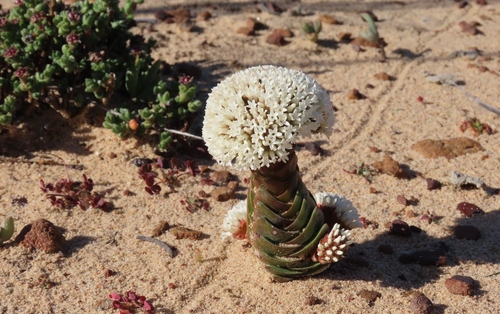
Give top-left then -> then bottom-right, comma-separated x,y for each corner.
1,0 -> 500,313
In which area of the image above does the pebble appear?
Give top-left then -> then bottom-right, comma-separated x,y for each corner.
390,220 -> 412,237
399,249 -> 447,266
453,225 -> 481,240
456,202 -> 483,217
426,178 -> 441,190
409,292 -> 434,314
445,275 -> 476,296
378,244 -> 394,254
358,289 -> 381,303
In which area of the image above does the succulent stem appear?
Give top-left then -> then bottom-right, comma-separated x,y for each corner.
247,150 -> 330,281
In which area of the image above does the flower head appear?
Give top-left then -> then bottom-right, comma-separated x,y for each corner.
312,223 -> 353,264
221,200 -> 248,241
314,192 -> 362,229
203,65 -> 335,170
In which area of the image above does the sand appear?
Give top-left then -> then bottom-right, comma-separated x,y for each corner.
1,0 -> 500,313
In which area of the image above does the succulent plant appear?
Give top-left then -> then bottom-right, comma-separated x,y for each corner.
205,66 -> 361,281
302,20 -> 322,43
0,0 -> 201,151
0,216 -> 14,244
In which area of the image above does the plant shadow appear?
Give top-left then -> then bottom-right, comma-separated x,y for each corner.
318,210 -> 500,290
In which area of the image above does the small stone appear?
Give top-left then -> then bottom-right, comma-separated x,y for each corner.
266,29 -> 287,46
459,21 -> 478,36
372,156 -> 409,179
151,220 -> 170,237
245,18 -> 266,31
378,244 -> 394,254
426,178 -> 441,190
196,10 -> 211,22
211,171 -> 234,184
18,219 -> 66,253
406,209 -> 416,218
347,89 -> 365,100
409,292 -> 434,314
169,226 -> 203,240
390,220 -> 412,237
154,10 -> 168,21
374,72 -> 391,81
449,171 -> 484,189
165,8 -> 190,24
445,275 -> 476,296
304,295 -> 323,305
476,0 -> 487,5
337,32 -> 352,42
358,289 -> 381,303
237,27 -> 254,36
410,250 -> 447,266
104,269 -> 115,277
397,195 -> 408,206
456,202 -> 483,217
318,14 -> 338,25
412,138 -> 483,159
369,187 -> 378,194
212,181 -> 238,202
108,152 -> 117,159
453,225 -> 481,240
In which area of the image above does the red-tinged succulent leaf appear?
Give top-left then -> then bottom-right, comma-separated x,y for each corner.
143,300 -> 154,310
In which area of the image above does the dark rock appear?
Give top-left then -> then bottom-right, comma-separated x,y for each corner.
390,220 -> 412,237
453,225 -> 481,240
304,295 -> 323,305
457,202 -> 483,217
426,178 -> 442,190
347,89 -> 366,100
378,244 -> 394,254
409,292 -> 434,314
445,275 -> 477,296
410,250 -> 447,266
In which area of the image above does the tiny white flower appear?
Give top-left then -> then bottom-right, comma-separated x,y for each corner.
203,65 -> 335,170
221,200 -> 248,241
314,192 -> 362,229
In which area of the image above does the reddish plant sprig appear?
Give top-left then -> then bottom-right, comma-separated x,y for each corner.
179,197 -> 210,213
138,164 -> 161,195
109,291 -> 155,314
40,174 -> 108,210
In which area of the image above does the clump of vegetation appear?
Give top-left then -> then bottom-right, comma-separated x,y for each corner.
0,216 -> 14,244
302,20 -> 322,43
109,290 -> 155,314
40,173 -> 109,210
459,117 -> 494,136
351,12 -> 387,60
0,0 -> 201,151
344,162 -> 378,182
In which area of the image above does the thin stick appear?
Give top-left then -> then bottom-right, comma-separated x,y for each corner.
136,235 -> 174,257
106,108 -> 203,140
163,128 -> 204,141
450,83 -> 500,115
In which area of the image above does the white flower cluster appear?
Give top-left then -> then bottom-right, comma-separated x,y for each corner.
203,65 -> 335,170
314,192 -> 362,229
221,200 -> 248,241
312,223 -> 353,264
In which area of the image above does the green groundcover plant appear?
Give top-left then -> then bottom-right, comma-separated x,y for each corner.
0,0 -> 201,151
